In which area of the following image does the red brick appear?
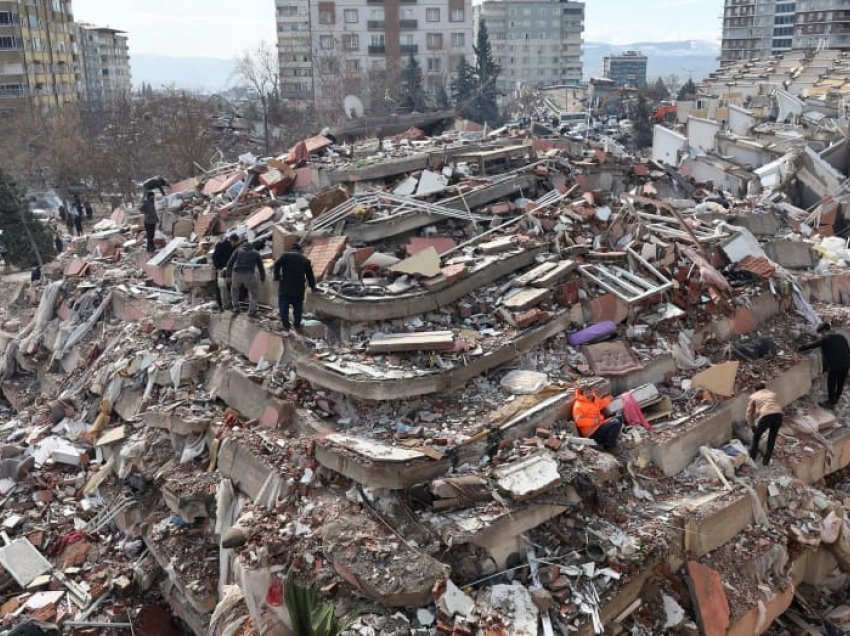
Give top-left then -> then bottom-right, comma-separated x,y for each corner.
557,280 -> 580,306
732,306 -> 756,335
406,237 -> 456,256
304,236 -> 347,280
686,561 -> 729,636
353,247 -> 375,268
587,293 -> 629,324
423,264 -> 468,291
515,308 -> 549,328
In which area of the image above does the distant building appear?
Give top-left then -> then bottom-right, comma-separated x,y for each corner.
602,50 -> 647,88
0,0 -> 80,110
77,24 -> 131,102
276,0 -> 474,118
720,1 -> 850,65
474,0 -> 584,95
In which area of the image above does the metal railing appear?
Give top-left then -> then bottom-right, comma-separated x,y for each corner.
367,20 -> 385,29
368,44 -> 385,54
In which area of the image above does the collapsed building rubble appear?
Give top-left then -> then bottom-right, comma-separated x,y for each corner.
2,105 -> 850,636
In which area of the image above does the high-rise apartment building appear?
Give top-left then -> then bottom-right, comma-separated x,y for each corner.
475,0 -> 584,95
603,50 -> 647,88
277,0 -> 474,118
0,0 -> 80,109
721,1 -> 850,64
77,24 -> 131,102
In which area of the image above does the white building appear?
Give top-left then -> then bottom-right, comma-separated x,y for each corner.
475,0 -> 584,96
277,0 -> 474,118
77,24 -> 131,102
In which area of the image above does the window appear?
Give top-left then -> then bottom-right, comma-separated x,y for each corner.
451,33 -> 465,47
426,8 -> 440,22
427,57 -> 441,72
370,33 -> 385,46
278,5 -> 300,16
370,8 -> 384,20
345,59 -> 359,73
31,37 -> 43,51
450,9 -> 464,22
28,14 -> 39,28
319,9 -> 334,24
344,9 -> 358,23
0,83 -> 24,97
320,35 -> 334,49
401,8 -> 414,19
343,33 -> 359,50
401,33 -> 414,45
426,33 -> 443,50
0,12 -> 19,25
52,0 -> 62,11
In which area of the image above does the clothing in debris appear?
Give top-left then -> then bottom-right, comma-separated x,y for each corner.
272,249 -> 316,330
799,331 -> 850,405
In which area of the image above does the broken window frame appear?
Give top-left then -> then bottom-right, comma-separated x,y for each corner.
579,247 -> 673,304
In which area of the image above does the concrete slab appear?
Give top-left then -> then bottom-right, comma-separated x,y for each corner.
217,437 -> 286,501
686,560 -> 730,636
765,240 -> 816,269
503,287 -> 551,311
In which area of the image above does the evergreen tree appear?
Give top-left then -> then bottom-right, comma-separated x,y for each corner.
436,82 -> 450,111
0,169 -> 55,268
473,20 -> 502,126
451,55 -> 476,120
650,77 -> 670,101
399,53 -> 427,113
633,95 -> 653,150
677,78 -> 697,101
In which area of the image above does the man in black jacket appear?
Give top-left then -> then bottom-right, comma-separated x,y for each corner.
272,243 -> 316,331
800,322 -> 850,408
226,240 -> 266,315
212,234 -> 239,310
140,191 -> 159,253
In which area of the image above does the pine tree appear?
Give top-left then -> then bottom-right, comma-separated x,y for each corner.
473,19 -> 502,126
451,55 -> 476,120
633,95 -> 653,150
399,53 -> 427,113
677,78 -> 697,101
652,77 -> 670,101
0,169 -> 56,268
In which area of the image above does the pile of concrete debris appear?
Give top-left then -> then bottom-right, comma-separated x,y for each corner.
1,100 -> 850,635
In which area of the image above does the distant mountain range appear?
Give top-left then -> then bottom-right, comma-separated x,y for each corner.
131,40 -> 722,93
584,40 -> 721,82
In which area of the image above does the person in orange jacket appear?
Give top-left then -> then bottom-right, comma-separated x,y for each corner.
573,389 -> 622,450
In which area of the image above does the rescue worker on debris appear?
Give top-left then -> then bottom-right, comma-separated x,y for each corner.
140,191 -> 159,253
212,233 -> 239,310
572,389 -> 622,451
272,243 -> 316,332
799,322 -> 850,409
746,383 -> 783,466
226,239 -> 266,316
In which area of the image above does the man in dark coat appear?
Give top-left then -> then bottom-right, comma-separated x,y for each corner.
140,191 -> 158,253
800,322 -> 850,408
212,234 -> 239,310
226,240 -> 266,315
272,243 -> 316,331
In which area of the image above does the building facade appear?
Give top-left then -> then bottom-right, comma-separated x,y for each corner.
475,0 -> 584,96
277,0 -> 474,118
720,1 -> 850,64
0,0 -> 80,110
602,50 -> 647,88
77,24 -> 131,102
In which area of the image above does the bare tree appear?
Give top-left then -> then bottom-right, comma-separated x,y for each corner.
233,41 -> 279,156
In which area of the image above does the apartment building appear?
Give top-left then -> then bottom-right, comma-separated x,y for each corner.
77,24 -> 131,102
0,0 -> 80,110
474,0 -> 584,96
603,50 -> 647,88
720,1 -> 850,64
277,0 -> 474,117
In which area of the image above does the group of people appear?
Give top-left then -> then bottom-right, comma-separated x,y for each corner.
572,321 -> 850,469
60,195 -> 93,237
211,233 -> 317,332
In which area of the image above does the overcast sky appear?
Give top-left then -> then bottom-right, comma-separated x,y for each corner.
73,0 -> 722,59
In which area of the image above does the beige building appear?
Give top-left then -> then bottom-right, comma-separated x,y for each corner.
78,23 -> 131,102
277,0 -> 474,118
0,0 -> 80,110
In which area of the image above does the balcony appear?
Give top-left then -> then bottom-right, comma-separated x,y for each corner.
367,20 -> 385,29
399,19 -> 417,29
368,44 -> 386,54
400,44 -> 419,54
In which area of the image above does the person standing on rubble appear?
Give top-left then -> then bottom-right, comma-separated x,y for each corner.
84,200 -> 93,221
71,205 -> 83,237
746,383 -> 783,466
140,191 -> 159,253
799,322 -> 850,409
213,234 -> 239,310
226,239 -> 266,316
272,243 -> 316,332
